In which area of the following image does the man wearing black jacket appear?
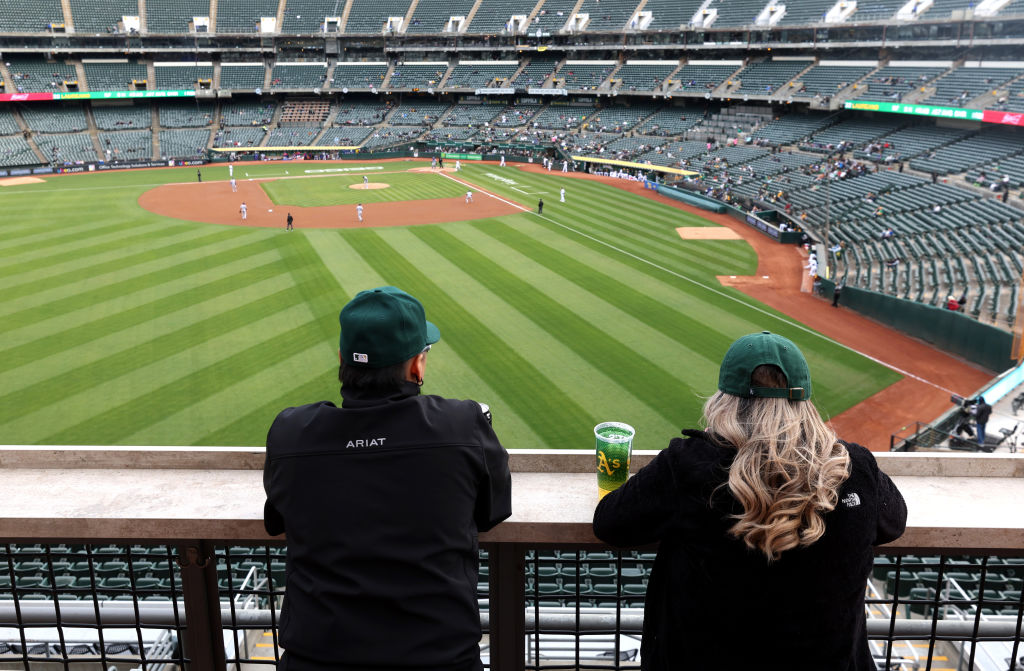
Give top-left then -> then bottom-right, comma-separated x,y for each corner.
264,286 -> 512,671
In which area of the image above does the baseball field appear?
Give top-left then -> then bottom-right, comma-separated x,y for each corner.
0,159 -> 901,450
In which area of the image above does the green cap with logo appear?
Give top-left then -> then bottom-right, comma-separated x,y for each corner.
718,331 -> 812,401
339,286 -> 441,368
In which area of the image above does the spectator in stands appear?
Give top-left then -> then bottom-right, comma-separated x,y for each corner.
593,331 -> 907,671
264,287 -> 511,671
946,295 -> 960,311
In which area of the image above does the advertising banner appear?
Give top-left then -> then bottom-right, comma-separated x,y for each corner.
0,89 -> 196,103
843,99 -> 984,121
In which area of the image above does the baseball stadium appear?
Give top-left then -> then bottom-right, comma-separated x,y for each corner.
1,0 -> 1024,668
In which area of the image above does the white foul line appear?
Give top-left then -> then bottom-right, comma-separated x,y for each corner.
437,171 -> 957,396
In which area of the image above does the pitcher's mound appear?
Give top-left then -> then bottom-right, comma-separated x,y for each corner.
349,182 -> 390,190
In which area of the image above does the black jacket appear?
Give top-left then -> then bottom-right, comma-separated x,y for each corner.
264,382 -> 512,671
593,430 -> 906,671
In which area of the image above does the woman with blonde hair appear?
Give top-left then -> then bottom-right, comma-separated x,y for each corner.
594,331 -> 907,670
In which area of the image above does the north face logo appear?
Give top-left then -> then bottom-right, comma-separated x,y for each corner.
842,492 -> 861,508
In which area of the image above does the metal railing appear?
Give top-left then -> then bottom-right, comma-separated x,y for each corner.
2,541 -> 1023,670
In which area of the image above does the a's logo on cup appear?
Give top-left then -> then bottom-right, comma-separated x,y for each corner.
596,450 -> 622,475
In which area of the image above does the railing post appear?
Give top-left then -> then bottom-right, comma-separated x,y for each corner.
488,542 -> 525,671
177,540 -> 226,671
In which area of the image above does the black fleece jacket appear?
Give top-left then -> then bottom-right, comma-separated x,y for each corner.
593,430 -> 907,671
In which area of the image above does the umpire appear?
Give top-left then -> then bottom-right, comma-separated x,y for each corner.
264,286 -> 512,671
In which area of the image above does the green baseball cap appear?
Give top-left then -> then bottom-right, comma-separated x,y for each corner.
339,286 -> 441,368
718,331 -> 812,401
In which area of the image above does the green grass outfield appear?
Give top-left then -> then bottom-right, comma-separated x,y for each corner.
0,159 -> 900,449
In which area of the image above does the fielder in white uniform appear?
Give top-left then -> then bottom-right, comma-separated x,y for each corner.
562,160 -> 568,173
363,175 -> 368,186
499,154 -> 506,167
356,203 -> 364,222
465,190 -> 473,203
560,188 -> 565,203
239,202 -> 247,220
229,164 -> 234,178
455,160 -> 461,171
230,177 -> 237,192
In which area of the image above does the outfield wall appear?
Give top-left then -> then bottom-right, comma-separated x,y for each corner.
818,279 -> 1013,372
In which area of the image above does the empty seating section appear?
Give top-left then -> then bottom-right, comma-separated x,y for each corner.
911,129 -> 1024,175
220,101 -> 275,126
512,58 -> 559,88
854,65 -> 948,102
219,64 -> 266,90
674,64 -> 738,92
343,0 -> 412,34
532,104 -> 596,129
68,0 -> 138,32
20,104 -> 89,133
925,0 -> 980,17
967,154 -> 1024,188
333,101 -> 391,125
0,136 -> 40,166
855,125 -> 970,161
778,0 -> 834,24
145,0 -> 211,32
493,104 -> 542,127
99,130 -> 153,159
0,0 -> 64,32
82,61 -> 148,91
264,124 -> 322,146
576,0 -> 641,31
0,109 -> 21,135
637,140 -> 706,166
743,151 -> 819,177
332,63 -> 388,89
642,0 -> 703,30
215,0 -> 278,33
158,129 -> 210,157
92,104 -> 151,129
465,0 -> 536,33
316,126 -> 374,146
35,133 -> 99,163
585,104 -> 658,133
854,0 -> 903,21
445,63 -> 519,90
425,126 -> 478,141
281,0 -> 342,32
563,132 -> 622,154
792,65 -> 874,98
801,117 -> 903,152
158,101 -> 215,127
361,126 -> 423,149
602,136 -> 666,160
733,60 -> 813,95
405,0 -> 477,33
279,99 -> 330,123
923,67 -> 1024,106
1003,83 -> 1024,113
636,106 -> 705,135
750,112 -> 835,145
614,64 -> 676,92
693,145 -> 769,170
154,64 -> 214,90
212,126 -> 265,147
531,0 -> 578,33
388,101 -> 451,125
442,104 -> 501,127
708,0 -> 772,27
4,58 -> 78,93
387,64 -> 448,90
554,63 -> 614,91
270,64 -> 328,88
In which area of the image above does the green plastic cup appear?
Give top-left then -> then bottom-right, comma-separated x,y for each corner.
594,421 -> 635,499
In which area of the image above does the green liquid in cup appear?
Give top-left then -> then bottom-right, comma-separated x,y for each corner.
595,422 -> 635,499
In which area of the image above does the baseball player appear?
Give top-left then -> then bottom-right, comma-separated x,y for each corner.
229,163 -> 234,178
542,157 -> 548,170
499,154 -> 506,167
197,168 -> 202,182
357,203 -> 364,223
547,159 -> 552,172
562,160 -> 568,173
560,188 -> 566,203
431,157 -> 437,170
240,202 -> 247,220
230,177 -> 237,192
286,212 -> 294,231
363,175 -> 369,186
465,190 -> 473,204
537,198 -> 544,214
455,160 -> 461,172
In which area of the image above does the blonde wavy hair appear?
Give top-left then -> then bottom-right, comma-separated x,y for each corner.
703,365 -> 850,561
